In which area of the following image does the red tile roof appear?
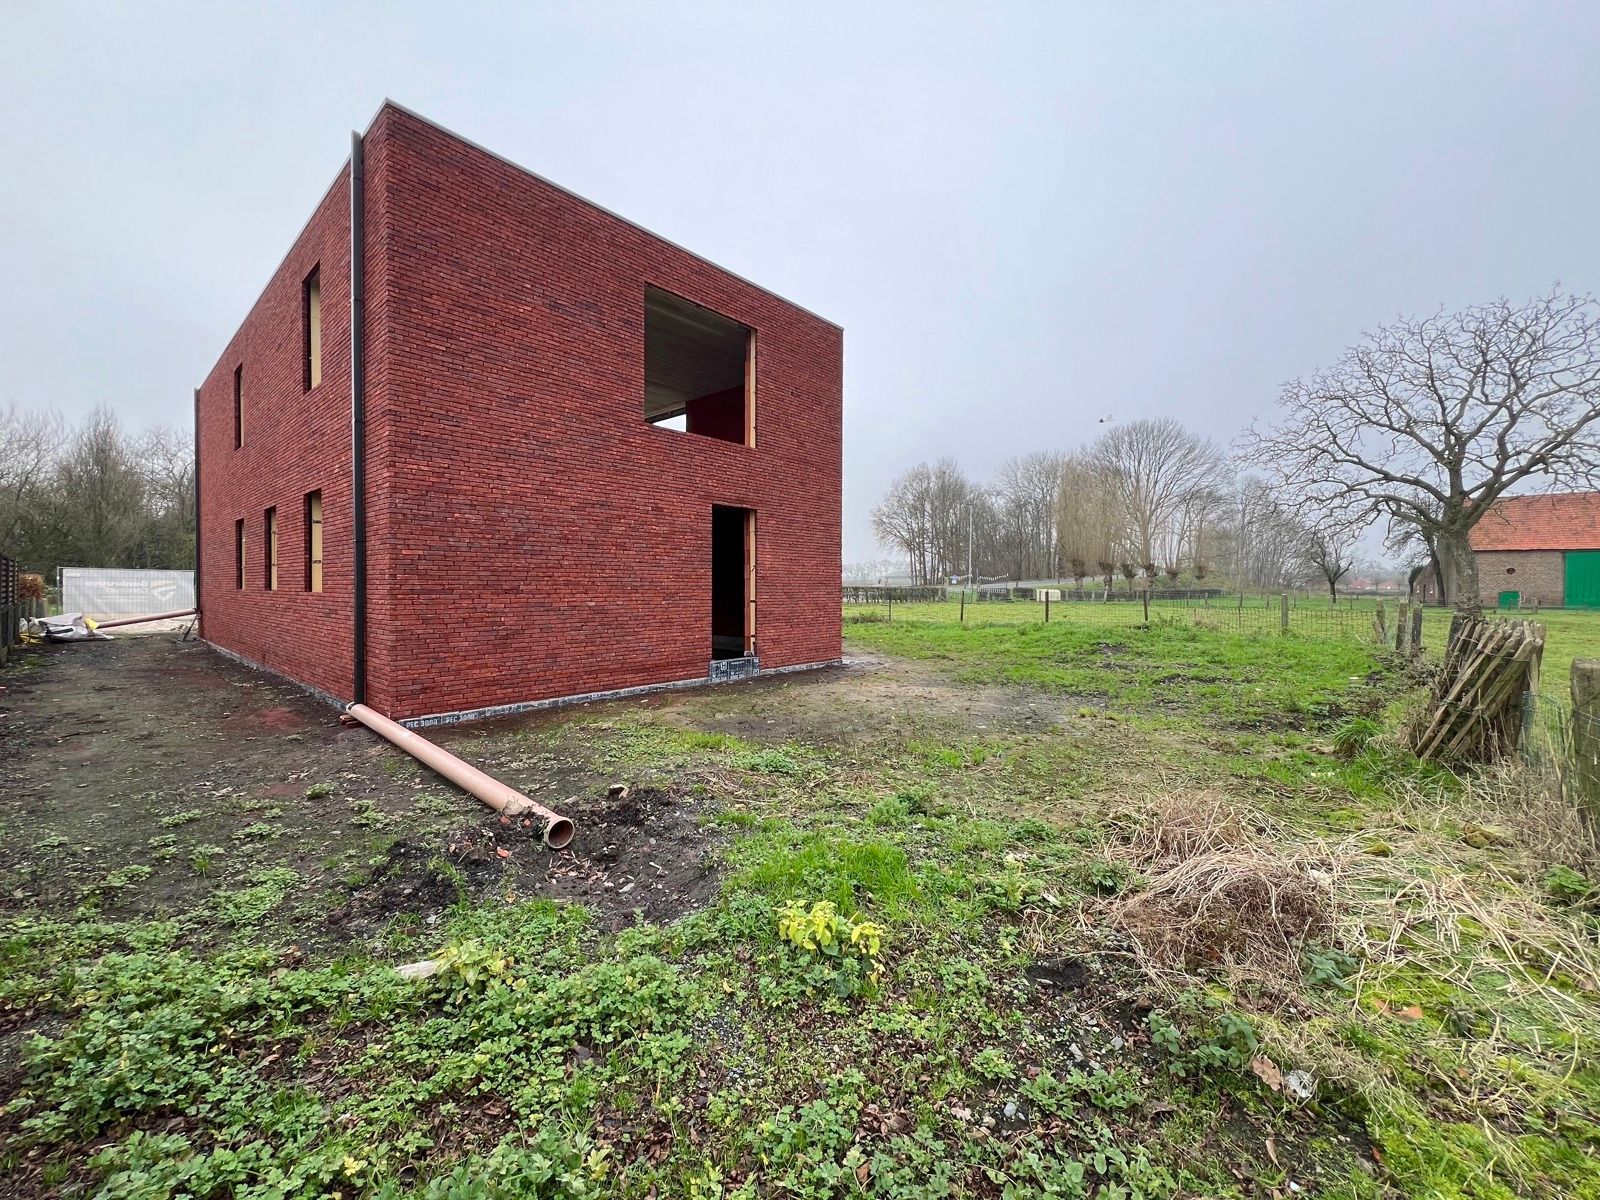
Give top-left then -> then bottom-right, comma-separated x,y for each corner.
1469,492 -> 1600,552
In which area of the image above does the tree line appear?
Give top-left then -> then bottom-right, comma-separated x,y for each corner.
0,404 -> 194,580
874,289 -> 1600,611
871,418 -> 1334,594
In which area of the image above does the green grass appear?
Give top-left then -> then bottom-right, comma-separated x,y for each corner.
846,601 -> 1378,727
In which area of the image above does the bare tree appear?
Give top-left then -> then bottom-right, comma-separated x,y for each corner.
1306,521 -> 1358,604
994,452 -> 1065,580
1094,418 -> 1225,577
1243,289 -> 1600,613
39,406 -> 149,569
0,404 -> 61,553
871,459 -> 975,584
1056,454 -> 1125,595
871,464 -> 934,584
131,425 -> 197,568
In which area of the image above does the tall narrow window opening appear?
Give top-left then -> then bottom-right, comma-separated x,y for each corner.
235,518 -> 246,589
644,287 -> 753,445
303,266 -> 322,390
233,365 -> 243,448
305,490 -> 323,592
264,507 -> 278,590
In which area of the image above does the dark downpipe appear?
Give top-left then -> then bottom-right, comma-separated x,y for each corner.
192,386 -> 202,630
349,131 -> 368,705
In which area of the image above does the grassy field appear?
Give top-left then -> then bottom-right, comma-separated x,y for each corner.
2,614 -> 1598,1198
848,597 -> 1600,704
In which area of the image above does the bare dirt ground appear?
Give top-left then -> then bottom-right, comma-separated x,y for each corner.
0,633 -> 721,939
650,653 -> 1073,745
0,633 -> 1065,945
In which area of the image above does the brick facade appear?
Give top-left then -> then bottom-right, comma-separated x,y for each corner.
198,103 -> 843,722
196,165 -> 360,702
1470,550 -> 1564,606
1414,550 -> 1564,607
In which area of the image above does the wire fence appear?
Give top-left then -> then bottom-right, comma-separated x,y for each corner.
844,593 -> 1392,643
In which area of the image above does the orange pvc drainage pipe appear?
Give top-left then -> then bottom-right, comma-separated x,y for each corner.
96,608 -> 197,629
344,703 -> 575,849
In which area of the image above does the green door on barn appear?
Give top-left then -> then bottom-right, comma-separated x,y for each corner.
1565,551 -> 1600,609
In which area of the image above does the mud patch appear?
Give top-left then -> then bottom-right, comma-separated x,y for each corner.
330,786 -> 720,937
1026,956 -> 1090,992
329,835 -> 506,936
538,786 -> 721,929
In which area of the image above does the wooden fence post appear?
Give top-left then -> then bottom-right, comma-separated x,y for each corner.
1572,660 -> 1600,829
1279,593 -> 1289,635
1374,599 -> 1388,647
1395,603 -> 1411,655
1142,589 -> 1150,624
1411,606 -> 1424,657
1044,593 -> 1051,623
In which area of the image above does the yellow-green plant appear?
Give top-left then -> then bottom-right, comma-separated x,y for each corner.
775,901 -> 885,1000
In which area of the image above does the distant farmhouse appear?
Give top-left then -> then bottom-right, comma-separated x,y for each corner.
1414,492 -> 1600,609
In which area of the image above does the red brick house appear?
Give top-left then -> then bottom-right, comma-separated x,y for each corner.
1413,492 -> 1600,609
196,102 -> 843,724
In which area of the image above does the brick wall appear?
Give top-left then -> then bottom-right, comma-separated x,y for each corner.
195,161 -> 372,701
367,107 -> 842,719
1473,550 -> 1563,606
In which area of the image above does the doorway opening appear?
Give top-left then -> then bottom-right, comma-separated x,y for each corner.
711,505 -> 755,661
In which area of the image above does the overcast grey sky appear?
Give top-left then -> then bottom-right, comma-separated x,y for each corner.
3,2 -> 1597,562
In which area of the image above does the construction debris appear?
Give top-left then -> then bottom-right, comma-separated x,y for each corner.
27,613 -> 110,642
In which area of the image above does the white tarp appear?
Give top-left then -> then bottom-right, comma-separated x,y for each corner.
31,612 -> 110,642
61,567 -> 195,618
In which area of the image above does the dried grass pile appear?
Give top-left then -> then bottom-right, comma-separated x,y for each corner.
1109,791 -> 1339,985
1123,790 -> 1262,866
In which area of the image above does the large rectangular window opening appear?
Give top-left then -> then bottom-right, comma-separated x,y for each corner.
233,365 -> 243,448
644,287 -> 753,445
234,518 -> 246,589
264,507 -> 278,590
711,505 -> 755,660
303,265 -> 322,390
304,490 -> 323,592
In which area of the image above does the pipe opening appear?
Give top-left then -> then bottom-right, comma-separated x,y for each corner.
544,817 -> 575,850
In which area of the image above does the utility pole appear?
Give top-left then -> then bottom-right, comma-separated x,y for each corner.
966,505 -> 975,603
